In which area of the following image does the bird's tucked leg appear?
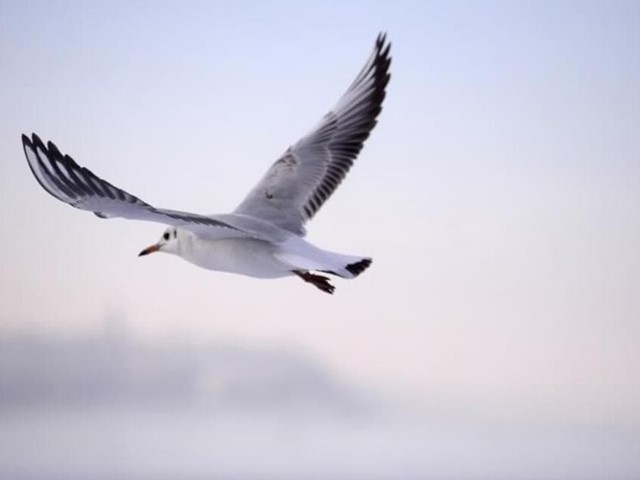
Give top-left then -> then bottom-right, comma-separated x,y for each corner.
294,270 -> 335,295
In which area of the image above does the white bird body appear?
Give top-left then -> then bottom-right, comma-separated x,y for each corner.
22,34 -> 391,294
174,227 -> 362,280
177,232 -> 287,279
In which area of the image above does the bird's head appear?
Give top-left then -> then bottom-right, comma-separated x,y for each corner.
138,227 -> 180,257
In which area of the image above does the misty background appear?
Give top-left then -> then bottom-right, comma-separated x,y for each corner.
1,0 -> 639,479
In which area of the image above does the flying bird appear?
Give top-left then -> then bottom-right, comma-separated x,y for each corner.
22,34 -> 391,294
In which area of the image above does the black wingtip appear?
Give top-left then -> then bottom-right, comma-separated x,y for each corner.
22,133 -> 40,150
47,140 -> 63,158
371,33 -> 392,86
30,133 -> 45,151
375,31 -> 391,53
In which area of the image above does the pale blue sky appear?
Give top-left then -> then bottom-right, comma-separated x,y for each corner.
1,0 -> 639,428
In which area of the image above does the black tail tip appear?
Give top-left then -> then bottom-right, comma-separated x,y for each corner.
346,258 -> 372,277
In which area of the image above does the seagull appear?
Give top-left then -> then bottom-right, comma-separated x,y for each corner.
22,34 -> 391,294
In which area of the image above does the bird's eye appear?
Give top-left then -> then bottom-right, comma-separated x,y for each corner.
163,232 -> 170,241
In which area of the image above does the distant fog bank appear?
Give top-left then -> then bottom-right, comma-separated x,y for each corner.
0,330 -> 366,414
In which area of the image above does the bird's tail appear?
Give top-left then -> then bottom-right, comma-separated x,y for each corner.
276,238 -> 372,280
344,257 -> 372,277
319,252 -> 372,279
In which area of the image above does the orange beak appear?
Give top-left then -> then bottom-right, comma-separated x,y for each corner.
138,244 -> 160,257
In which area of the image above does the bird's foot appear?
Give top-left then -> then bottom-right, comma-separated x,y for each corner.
294,270 -> 335,295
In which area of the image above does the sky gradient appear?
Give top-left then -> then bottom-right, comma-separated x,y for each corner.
1,0 -> 639,432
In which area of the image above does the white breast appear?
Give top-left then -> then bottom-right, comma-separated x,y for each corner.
178,235 -> 292,279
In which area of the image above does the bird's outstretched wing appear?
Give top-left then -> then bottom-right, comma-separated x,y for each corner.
234,33 -> 392,235
22,133 -> 259,240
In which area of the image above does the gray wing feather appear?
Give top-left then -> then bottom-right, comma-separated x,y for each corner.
22,134 -> 264,241
234,33 -> 392,235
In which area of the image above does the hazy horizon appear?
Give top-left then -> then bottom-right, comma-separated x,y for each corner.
2,326 -> 639,479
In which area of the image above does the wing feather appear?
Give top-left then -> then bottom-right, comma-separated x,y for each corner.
22,134 -> 260,241
234,33 -> 392,235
